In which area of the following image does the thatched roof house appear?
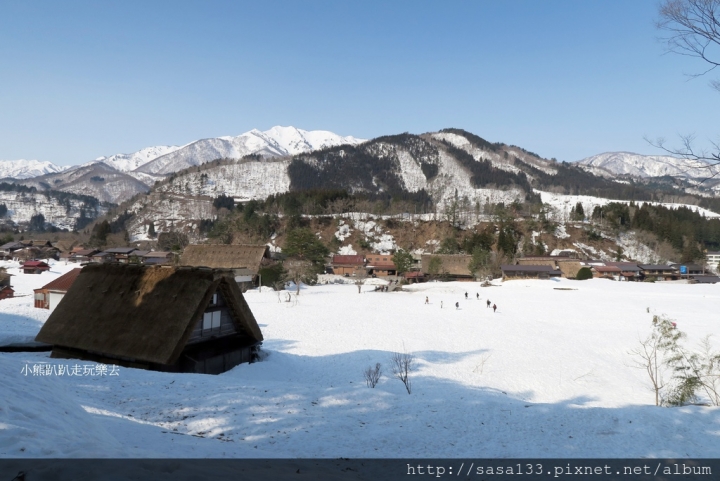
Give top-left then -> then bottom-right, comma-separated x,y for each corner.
35,264 -> 264,374
181,244 -> 271,279
421,254 -> 474,280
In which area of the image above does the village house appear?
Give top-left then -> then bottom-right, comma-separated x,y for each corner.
33,268 -> 82,310
181,244 -> 272,286
103,247 -> 137,263
0,241 -> 26,260
605,262 -> 643,281
669,263 -> 705,276
68,248 -> 100,263
638,264 -> 678,281
127,250 -> 150,264
500,264 -> 562,280
517,256 -> 582,278
0,272 -> 13,300
35,264 -> 264,374
365,254 -> 396,277
421,254 -> 475,281
591,265 -> 622,279
142,251 -> 174,265
90,251 -> 114,263
329,254 -> 365,276
22,260 -> 50,274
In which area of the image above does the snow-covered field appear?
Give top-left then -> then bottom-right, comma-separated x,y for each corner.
1,262 -> 719,458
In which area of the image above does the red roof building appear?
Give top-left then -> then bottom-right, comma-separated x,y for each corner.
33,268 -> 82,310
22,260 -> 51,274
331,254 -> 365,276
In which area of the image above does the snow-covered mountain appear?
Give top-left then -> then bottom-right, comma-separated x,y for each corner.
577,152 -> 720,179
91,145 -> 183,172
135,126 -> 366,175
18,162 -> 151,204
0,159 -> 68,179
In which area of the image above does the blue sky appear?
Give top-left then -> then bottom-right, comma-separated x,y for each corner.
1,0 -> 717,166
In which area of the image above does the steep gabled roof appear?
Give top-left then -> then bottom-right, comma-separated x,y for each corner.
36,268 -> 83,292
35,264 -> 263,365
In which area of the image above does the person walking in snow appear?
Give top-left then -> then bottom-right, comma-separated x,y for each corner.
455,302 -> 459,310
486,299 -> 491,308
465,292 -> 468,299
440,301 -> 443,309
425,296 -> 429,305
476,293 -> 479,300
492,304 -> 497,313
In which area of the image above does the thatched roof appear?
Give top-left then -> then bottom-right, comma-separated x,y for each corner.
181,244 -> 269,273
35,264 -> 263,366
421,254 -> 473,276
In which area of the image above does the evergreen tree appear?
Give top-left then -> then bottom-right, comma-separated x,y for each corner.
29,213 -> 45,232
392,249 -> 414,275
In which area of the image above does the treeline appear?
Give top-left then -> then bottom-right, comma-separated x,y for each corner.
289,145 -> 407,195
594,202 -> 720,256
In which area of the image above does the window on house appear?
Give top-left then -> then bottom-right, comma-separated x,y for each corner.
211,293 -> 218,305
202,310 -> 221,331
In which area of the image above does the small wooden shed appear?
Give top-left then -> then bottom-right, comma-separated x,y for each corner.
35,264 -> 264,374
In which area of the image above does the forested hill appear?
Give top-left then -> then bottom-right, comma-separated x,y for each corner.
288,129 -> 685,205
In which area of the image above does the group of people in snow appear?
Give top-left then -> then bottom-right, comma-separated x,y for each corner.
426,294 -> 497,312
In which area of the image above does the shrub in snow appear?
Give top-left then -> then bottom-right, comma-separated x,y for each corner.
363,363 -> 382,388
575,267 -> 593,280
630,315 -> 720,407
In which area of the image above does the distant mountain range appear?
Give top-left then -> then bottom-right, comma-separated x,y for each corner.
5,128 -> 720,236
577,152 -> 720,180
2,126 -> 366,203
0,159 -> 69,179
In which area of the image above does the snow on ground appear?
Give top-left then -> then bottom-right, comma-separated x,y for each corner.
1,274 -> 720,458
0,260 -> 81,345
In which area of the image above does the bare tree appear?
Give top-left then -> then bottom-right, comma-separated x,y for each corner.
629,331 -> 668,406
652,0 -> 720,170
363,363 -> 382,388
391,348 -> 415,394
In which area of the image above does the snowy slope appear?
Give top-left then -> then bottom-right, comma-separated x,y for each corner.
93,145 -> 182,172
0,159 -> 68,179
17,162 -> 150,205
136,126 -> 366,176
1,270 -> 720,458
578,152 -> 720,179
537,190 -> 720,220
